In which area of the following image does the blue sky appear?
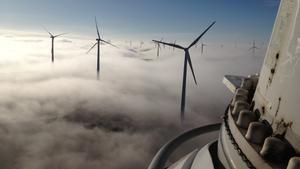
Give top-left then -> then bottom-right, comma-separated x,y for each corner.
0,0 -> 280,42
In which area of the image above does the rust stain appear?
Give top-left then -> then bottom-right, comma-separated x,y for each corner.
267,52 -> 280,88
274,97 -> 282,117
274,118 -> 293,136
262,106 -> 266,115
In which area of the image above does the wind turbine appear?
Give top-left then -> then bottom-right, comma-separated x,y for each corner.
140,41 -> 144,48
153,21 -> 216,122
249,40 -> 259,56
154,38 -> 163,58
201,43 -> 207,55
173,40 -> 177,51
44,28 -> 66,63
87,17 -> 118,78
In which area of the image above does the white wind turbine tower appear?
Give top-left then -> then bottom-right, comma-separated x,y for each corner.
173,40 -> 177,51
249,40 -> 259,56
201,42 -> 208,55
154,38 -> 164,58
153,21 -> 216,122
87,17 -> 118,79
44,28 -> 67,63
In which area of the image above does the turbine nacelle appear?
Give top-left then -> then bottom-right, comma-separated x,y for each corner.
88,17 -> 118,54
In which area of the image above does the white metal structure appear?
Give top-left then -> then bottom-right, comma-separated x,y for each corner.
152,21 -> 215,122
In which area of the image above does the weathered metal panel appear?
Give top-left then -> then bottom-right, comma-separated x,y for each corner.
254,0 -> 300,152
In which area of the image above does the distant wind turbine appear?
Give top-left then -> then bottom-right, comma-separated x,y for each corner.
153,21 -> 216,122
249,40 -> 259,55
162,39 -> 166,49
154,38 -> 163,58
173,40 -> 177,51
44,28 -> 67,63
87,17 -> 118,78
201,43 -> 207,55
140,41 -> 144,48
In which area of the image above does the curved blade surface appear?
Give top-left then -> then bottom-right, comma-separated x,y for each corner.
152,40 -> 184,50
95,17 -> 100,39
54,33 -> 67,38
87,42 -> 98,53
100,39 -> 119,48
186,52 -> 197,85
43,27 -> 53,37
188,21 -> 216,49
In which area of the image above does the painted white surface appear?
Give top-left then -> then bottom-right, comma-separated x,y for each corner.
191,143 -> 215,169
168,150 -> 199,169
254,0 -> 300,152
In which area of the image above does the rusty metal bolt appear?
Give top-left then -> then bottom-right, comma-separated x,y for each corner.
237,110 -> 257,129
287,157 -> 300,169
232,101 -> 250,117
245,121 -> 272,144
260,137 -> 295,164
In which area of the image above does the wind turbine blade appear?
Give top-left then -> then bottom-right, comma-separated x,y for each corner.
95,17 -> 100,39
248,47 -> 254,51
54,33 -> 67,38
87,42 -> 98,54
43,27 -> 53,37
100,39 -> 119,48
186,52 -> 197,85
188,21 -> 216,49
152,40 -> 184,50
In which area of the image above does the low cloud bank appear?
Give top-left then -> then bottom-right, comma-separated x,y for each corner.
0,32 -> 265,169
